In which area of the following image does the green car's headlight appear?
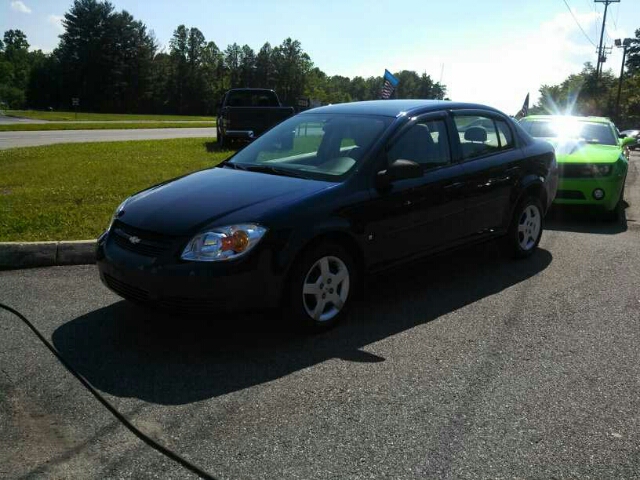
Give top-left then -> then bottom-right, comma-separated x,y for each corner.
593,165 -> 612,176
181,224 -> 267,262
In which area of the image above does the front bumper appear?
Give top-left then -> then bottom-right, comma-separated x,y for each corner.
553,176 -> 625,211
97,231 -> 283,314
223,129 -> 256,140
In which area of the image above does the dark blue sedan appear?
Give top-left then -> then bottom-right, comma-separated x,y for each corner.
97,100 -> 557,329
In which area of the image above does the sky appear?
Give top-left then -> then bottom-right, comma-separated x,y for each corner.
2,0 -> 639,113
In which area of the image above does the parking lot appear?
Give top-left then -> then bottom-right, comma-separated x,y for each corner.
1,152 -> 639,479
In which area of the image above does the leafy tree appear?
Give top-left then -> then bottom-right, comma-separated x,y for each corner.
272,38 -> 312,105
239,45 -> 256,87
255,43 -> 275,89
224,43 -> 242,88
626,28 -> 640,73
535,63 -> 616,116
2,29 -> 31,93
55,0 -> 156,112
10,3 -> 451,115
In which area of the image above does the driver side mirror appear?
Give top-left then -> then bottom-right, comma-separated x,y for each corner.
621,136 -> 636,148
376,159 -> 422,190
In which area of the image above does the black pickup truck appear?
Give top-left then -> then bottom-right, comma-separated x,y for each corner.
216,89 -> 294,147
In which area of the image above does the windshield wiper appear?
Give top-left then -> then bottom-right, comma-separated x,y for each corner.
244,165 -> 307,178
220,162 -> 248,171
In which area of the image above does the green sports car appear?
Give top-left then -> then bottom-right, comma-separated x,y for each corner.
519,115 -> 635,219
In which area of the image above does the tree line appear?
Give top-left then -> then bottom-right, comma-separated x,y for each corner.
0,0 -> 446,115
532,28 -> 640,129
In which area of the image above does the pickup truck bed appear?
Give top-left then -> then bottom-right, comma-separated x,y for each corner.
217,89 -> 295,146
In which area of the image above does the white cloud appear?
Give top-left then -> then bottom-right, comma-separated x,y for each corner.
47,14 -> 65,33
345,9 -> 612,114
11,1 -> 31,14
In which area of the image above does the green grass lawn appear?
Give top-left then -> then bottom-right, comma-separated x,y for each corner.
4,110 -> 216,122
0,138 -> 234,242
0,122 -> 216,132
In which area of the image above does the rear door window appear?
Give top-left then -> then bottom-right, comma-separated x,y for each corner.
454,115 -> 512,160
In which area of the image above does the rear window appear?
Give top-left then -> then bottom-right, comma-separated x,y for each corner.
226,91 -> 279,107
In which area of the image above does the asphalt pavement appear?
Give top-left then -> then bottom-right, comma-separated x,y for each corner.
0,127 -> 217,149
1,153 -> 639,479
0,113 -> 46,124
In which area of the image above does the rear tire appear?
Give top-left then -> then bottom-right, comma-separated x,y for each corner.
285,242 -> 356,331
505,196 -> 544,259
217,128 -> 225,148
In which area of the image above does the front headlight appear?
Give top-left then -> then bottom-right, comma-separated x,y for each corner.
107,198 -> 130,231
593,165 -> 612,176
181,224 -> 267,262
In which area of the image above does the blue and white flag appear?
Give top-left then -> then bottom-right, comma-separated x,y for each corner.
380,69 -> 400,99
516,93 -> 530,118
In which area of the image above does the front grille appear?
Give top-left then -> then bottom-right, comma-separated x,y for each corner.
103,274 -> 220,314
559,163 -> 611,178
103,273 -> 149,302
556,190 -> 586,200
111,221 -> 176,257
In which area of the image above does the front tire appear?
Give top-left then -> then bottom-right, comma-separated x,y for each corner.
604,185 -> 625,222
506,196 -> 544,259
285,242 -> 356,331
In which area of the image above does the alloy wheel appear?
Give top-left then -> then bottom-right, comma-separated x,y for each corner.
302,255 -> 350,322
518,204 -> 541,251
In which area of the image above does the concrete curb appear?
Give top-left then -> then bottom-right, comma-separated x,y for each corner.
0,240 -> 96,269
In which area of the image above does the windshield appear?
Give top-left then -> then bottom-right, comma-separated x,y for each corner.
226,90 -> 279,107
227,114 -> 392,180
520,118 -> 617,146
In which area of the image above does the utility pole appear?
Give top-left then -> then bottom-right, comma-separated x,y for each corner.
594,0 -> 620,80
615,38 -> 633,122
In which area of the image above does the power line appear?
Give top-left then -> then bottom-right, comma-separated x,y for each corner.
593,1 -> 599,43
612,3 -> 620,31
562,0 -> 597,47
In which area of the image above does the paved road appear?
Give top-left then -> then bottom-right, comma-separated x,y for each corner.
0,113 -> 215,125
1,154 -> 639,479
0,127 -> 217,149
0,113 -> 45,124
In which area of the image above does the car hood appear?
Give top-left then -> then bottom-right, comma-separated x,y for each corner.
118,167 -> 336,235
550,140 -> 621,164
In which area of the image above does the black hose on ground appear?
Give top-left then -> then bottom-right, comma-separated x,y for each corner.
0,302 -> 218,480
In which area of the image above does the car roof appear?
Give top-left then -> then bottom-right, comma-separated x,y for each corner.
522,114 -> 612,125
303,100 -> 506,118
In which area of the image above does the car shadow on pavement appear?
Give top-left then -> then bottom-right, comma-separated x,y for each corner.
52,242 -> 552,405
544,205 -> 629,235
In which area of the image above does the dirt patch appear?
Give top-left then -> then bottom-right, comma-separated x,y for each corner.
0,379 -> 76,478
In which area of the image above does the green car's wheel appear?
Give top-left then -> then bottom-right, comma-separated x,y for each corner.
604,185 -> 625,222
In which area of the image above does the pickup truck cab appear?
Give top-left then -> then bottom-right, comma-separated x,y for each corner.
216,88 -> 294,147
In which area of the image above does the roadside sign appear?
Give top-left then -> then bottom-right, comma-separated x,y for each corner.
72,97 -> 80,106
297,97 -> 310,109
